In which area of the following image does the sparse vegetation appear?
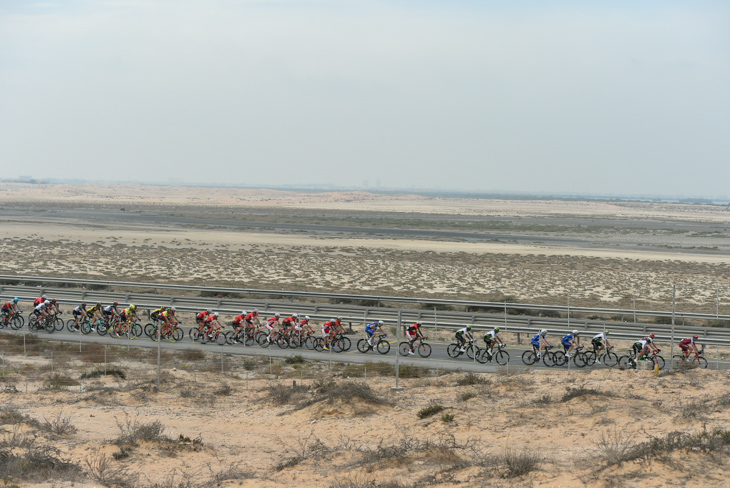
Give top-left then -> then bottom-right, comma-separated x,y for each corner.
417,404 -> 444,419
456,372 -> 490,386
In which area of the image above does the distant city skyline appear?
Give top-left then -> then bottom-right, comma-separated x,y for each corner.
1,1 -> 728,196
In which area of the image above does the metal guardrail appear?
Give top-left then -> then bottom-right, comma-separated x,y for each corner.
1,275 -> 728,322
4,286 -> 730,347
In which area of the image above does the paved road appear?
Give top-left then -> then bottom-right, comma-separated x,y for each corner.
4,325 -> 727,373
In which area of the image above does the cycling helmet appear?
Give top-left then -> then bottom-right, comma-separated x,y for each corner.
495,327 -> 500,332
253,309 -> 259,313
467,324 -> 472,330
337,316 -> 342,320
417,321 -> 422,325
605,330 -> 610,335
331,318 -> 337,322
42,295 -> 47,299
214,312 -> 220,317
129,304 -> 136,310
113,301 -> 119,306
693,334 -> 699,340
242,310 -> 247,315
207,308 -> 212,313
304,315 -> 310,320
82,302 -> 87,307
51,298 -> 57,303
572,330 -> 579,335
44,300 -> 50,305
96,302 -> 102,308
171,307 -> 177,313
293,313 -> 298,318
12,297 -> 19,303
275,312 -> 280,318
649,333 -> 655,339
378,320 -> 384,325
540,329 -> 547,334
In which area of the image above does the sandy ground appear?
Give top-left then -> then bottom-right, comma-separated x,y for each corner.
1,349 -> 729,488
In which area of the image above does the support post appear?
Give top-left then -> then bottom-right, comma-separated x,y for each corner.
157,323 -> 161,389
670,285 -> 676,370
567,296 -> 570,328
395,309 -> 402,389
633,293 -> 636,324
104,347 -> 107,375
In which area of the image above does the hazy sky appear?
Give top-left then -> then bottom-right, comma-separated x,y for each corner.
1,1 -> 729,196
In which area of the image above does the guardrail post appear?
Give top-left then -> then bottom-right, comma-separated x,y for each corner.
170,297 -> 175,306
125,293 -> 130,302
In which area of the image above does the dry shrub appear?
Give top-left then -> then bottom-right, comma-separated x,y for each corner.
501,449 -> 541,478
180,348 -> 206,361
561,387 -> 606,402
417,404 -> 444,419
0,428 -> 81,482
40,412 -> 77,436
114,414 -> 169,446
86,453 -> 139,488
456,372 -> 490,386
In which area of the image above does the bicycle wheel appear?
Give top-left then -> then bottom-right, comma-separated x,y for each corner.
217,332 -> 228,346
357,339 -> 371,353
399,342 -> 411,356
96,322 -> 108,336
466,344 -> 477,360
188,328 -> 198,341
652,355 -> 665,370
618,355 -> 631,369
130,323 -> 142,339
144,323 -> 155,337
289,334 -> 302,348
10,316 -> 24,330
258,334 -> 270,347
475,349 -> 489,364
573,352 -> 587,368
110,326 -> 121,338
692,356 -> 708,369
44,320 -> 55,333
65,319 -> 78,332
172,328 -> 184,342
585,351 -> 597,366
417,343 -> 432,358
54,317 -> 64,331
604,351 -> 619,368
244,333 -> 257,346
495,350 -> 509,366
522,350 -> 537,365
377,340 -> 391,355
80,321 -> 93,334
553,351 -> 566,367
543,352 -> 556,367
27,316 -> 38,331
313,338 -> 324,352
447,344 -> 461,358
277,336 -> 289,349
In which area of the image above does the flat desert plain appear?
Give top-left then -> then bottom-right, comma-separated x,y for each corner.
2,183 -> 730,487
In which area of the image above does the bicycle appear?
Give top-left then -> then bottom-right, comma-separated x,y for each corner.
66,314 -> 90,332
619,348 -> 664,370
476,343 -> 510,365
110,320 -> 142,339
398,337 -> 432,358
148,322 -> 185,343
447,339 -> 481,360
4,310 -> 24,330
672,352 -> 708,369
522,345 -> 558,366
357,333 -> 391,355
28,312 -> 56,333
583,345 -> 619,367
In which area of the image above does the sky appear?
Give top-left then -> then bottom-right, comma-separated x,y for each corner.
1,1 -> 729,197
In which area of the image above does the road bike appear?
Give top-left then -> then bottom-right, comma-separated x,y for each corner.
446,339 -> 480,360
357,333 -> 391,355
398,337 -> 432,358
522,345 -> 558,366
582,345 -> 619,367
476,343 -> 510,365
672,352 -> 708,369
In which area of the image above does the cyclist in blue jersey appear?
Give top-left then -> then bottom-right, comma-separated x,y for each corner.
561,330 -> 580,358
366,320 -> 384,346
531,329 -> 551,358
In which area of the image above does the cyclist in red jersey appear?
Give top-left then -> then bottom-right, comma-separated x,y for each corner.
33,295 -> 47,307
265,313 -> 281,343
231,310 -> 246,343
1,298 -> 20,326
405,322 -> 425,355
196,309 -> 211,325
202,313 -> 221,338
322,319 -> 337,350
282,313 -> 298,334
679,335 -> 700,360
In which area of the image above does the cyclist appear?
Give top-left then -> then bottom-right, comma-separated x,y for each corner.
632,333 -> 658,362
561,330 -> 580,358
47,298 -> 61,316
231,310 -> 247,343
294,315 -> 314,339
483,326 -> 504,357
405,321 -> 425,355
531,329 -> 551,358
591,330 -> 612,364
322,318 -> 337,350
150,306 -> 166,321
103,301 -> 120,323
265,313 -> 281,343
455,325 -> 474,352
1,297 -> 20,326
202,312 -> 222,338
157,307 -> 177,338
365,320 -> 385,346
33,295 -> 47,307
120,304 -> 139,324
87,302 -> 105,328
71,302 -> 88,330
196,309 -> 211,325
679,334 -> 700,360
333,316 -> 346,336
34,299 -> 51,321
282,313 -> 298,336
